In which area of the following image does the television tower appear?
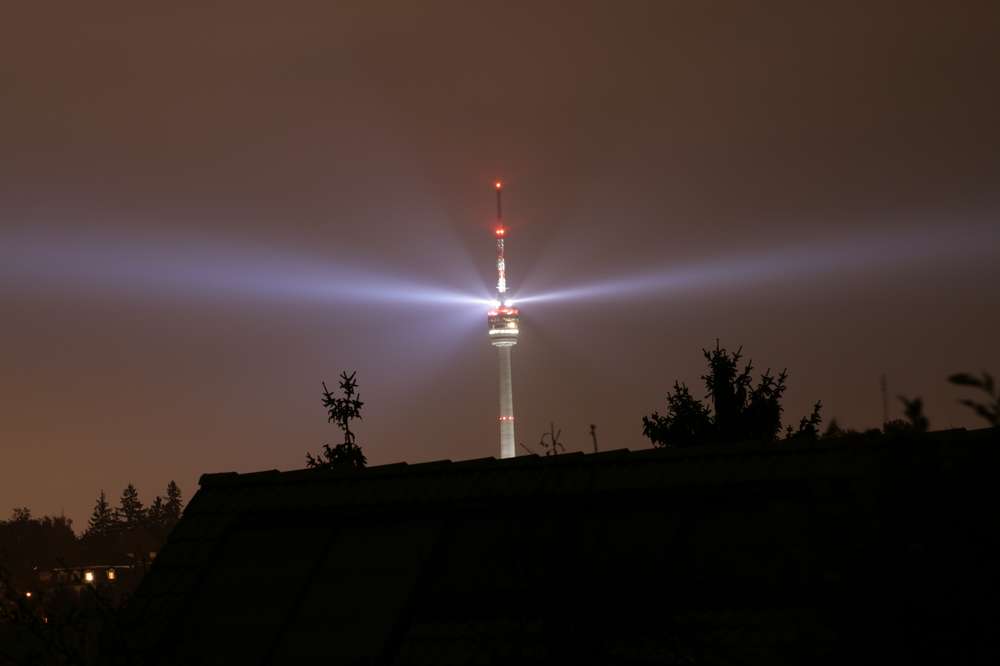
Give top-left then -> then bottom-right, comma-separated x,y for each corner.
487,180 -> 520,459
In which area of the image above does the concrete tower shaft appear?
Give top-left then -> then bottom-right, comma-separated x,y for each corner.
497,344 -> 515,458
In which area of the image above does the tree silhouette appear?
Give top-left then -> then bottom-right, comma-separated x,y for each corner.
164,480 -> 183,527
144,482 -> 183,533
643,341 -> 822,447
900,395 -> 929,432
147,495 -> 165,529
823,418 -> 845,438
948,371 -> 999,426
538,422 -> 566,456
115,483 -> 145,530
641,382 -> 712,447
1,510 -> 79,589
86,490 -> 115,538
306,371 -> 368,470
822,418 -> 864,439
883,395 -> 930,434
786,401 -> 824,441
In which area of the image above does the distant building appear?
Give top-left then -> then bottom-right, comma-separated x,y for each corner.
129,427 -> 999,665
33,561 -> 147,605
39,563 -> 131,587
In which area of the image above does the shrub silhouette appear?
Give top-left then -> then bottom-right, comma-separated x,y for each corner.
643,341 -> 822,447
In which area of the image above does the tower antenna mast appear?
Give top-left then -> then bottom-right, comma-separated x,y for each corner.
494,181 -> 507,296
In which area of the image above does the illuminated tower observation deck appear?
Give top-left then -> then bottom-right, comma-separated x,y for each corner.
487,181 -> 520,459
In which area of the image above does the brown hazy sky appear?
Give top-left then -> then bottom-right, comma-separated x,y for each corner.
2,1 -> 998,530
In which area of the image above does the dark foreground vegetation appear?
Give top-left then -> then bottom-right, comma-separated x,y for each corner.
2,344 -> 996,665
642,341 -> 997,447
1,483 -> 183,665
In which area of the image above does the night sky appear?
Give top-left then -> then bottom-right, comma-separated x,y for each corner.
3,1 -> 998,529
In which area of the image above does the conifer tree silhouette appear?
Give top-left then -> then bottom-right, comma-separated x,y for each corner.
86,490 -> 115,538
147,495 -> 165,529
164,480 -> 184,527
115,483 -> 145,530
307,371 -> 368,470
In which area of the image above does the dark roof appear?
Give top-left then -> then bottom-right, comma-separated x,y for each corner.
130,428 -> 1000,665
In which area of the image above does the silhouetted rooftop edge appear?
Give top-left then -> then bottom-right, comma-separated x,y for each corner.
197,426 -> 991,489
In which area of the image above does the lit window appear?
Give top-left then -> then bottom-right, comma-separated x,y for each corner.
107,569 -> 116,581
84,571 -> 94,583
